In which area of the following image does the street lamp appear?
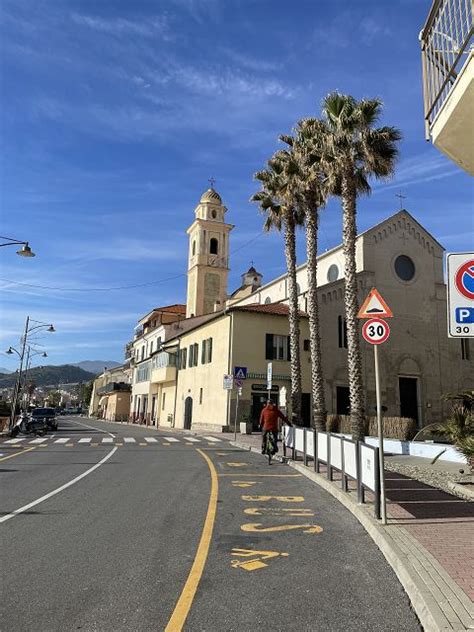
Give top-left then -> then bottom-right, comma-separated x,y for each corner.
7,317 -> 55,432
0,236 -> 36,257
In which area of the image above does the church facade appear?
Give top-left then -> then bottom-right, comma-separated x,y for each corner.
127,187 -> 472,432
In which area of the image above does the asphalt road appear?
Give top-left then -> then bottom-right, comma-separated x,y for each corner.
0,417 -> 421,631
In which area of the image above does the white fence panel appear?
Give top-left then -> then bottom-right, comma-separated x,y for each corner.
317,432 -> 328,462
305,429 -> 314,458
360,444 -> 377,492
295,428 -> 305,452
330,435 -> 342,470
343,441 -> 357,479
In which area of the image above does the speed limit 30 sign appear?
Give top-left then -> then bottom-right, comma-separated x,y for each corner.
362,318 -> 390,345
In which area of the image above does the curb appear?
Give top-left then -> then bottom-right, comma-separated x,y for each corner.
230,440 -> 472,632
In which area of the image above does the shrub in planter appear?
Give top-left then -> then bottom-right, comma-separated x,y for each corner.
436,402 -> 473,472
326,414 -> 340,433
367,416 -> 417,440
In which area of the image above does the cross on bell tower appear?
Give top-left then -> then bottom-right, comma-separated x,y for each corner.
185,186 -> 234,317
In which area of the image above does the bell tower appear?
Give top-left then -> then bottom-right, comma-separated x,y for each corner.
186,187 -> 234,317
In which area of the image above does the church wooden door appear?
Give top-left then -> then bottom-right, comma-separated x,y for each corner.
184,396 -> 193,429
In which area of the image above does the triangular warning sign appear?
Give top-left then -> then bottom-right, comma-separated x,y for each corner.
357,288 -> 393,319
235,369 -> 246,379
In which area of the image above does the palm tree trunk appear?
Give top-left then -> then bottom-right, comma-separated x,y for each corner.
284,218 -> 302,424
305,206 -> 326,432
341,170 -> 365,441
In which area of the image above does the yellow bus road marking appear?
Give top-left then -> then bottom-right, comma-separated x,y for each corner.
216,452 -> 230,456
231,548 -> 289,572
91,443 -> 99,447
241,523 -> 323,534
66,443 -> 73,447
241,495 -> 304,503
218,473 -> 302,478
115,443 -> 123,446
38,444 -> 47,447
231,481 -> 257,488
164,448 -> 218,632
0,446 -> 36,462
139,443 -> 147,446
163,442 -> 171,446
226,462 -> 248,467
244,507 -> 315,517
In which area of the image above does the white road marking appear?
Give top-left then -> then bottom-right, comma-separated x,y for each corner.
144,437 -> 157,443
29,438 -> 48,444
124,437 -> 136,443
5,438 -> 24,444
78,438 -> 92,444
184,437 -> 200,443
203,436 -> 221,442
54,438 -> 69,444
102,438 -> 113,443
163,437 -> 180,442
0,447 -> 118,524
64,418 -> 115,439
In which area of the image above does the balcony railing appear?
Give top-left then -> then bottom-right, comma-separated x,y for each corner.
420,0 -> 473,137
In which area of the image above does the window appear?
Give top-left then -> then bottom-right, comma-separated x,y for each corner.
211,210 -> 217,219
201,339 -> 207,364
210,238 -> 218,255
265,333 -> 289,361
188,345 -> 194,367
199,388 -> 203,404
149,341 -> 154,354
188,343 -> 199,367
327,264 -> 339,283
162,393 -> 166,410
180,348 -> 187,369
208,338 -> 213,363
136,361 -> 151,383
303,339 -> 310,351
141,346 -> 145,360
264,297 -> 272,305
394,255 -> 415,281
157,337 -> 162,351
461,338 -> 470,361
338,316 -> 347,349
192,240 -> 196,256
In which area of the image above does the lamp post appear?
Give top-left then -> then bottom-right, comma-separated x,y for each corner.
0,236 -> 36,257
21,346 -> 48,411
7,317 -> 54,432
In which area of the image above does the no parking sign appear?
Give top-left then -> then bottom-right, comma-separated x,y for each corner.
447,253 -> 474,338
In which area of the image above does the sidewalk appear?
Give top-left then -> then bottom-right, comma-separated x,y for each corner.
216,431 -> 474,632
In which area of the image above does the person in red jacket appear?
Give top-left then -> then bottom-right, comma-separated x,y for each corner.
259,400 -> 290,455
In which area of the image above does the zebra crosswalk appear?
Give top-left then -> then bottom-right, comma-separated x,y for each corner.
3,435 -> 223,447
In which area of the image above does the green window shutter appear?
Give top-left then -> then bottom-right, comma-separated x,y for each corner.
265,334 -> 273,360
208,338 -> 213,363
287,336 -> 291,361
201,340 -> 206,364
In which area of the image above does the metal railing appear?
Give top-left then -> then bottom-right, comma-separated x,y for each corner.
420,0 -> 473,138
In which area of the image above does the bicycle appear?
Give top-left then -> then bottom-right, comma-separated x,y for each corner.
262,431 -> 278,465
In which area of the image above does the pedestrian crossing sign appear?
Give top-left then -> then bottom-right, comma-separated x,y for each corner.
357,288 -> 393,319
233,366 -> 248,380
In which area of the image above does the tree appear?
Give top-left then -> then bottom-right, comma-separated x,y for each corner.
46,389 -> 61,407
281,118 -> 329,431
252,152 -> 304,424
322,93 -> 401,441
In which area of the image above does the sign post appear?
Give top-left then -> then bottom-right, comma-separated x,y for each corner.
266,362 -> 273,402
232,367 -> 247,440
447,253 -> 474,338
359,290 -> 393,526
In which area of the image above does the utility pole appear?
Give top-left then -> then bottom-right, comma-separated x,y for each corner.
9,316 -> 29,432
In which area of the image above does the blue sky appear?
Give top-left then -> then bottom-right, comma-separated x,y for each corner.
0,0 -> 472,369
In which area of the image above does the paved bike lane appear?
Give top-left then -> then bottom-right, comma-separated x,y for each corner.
185,446 -> 420,632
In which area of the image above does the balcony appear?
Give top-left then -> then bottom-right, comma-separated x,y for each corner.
97,382 -> 131,395
150,351 -> 177,383
420,0 -> 474,174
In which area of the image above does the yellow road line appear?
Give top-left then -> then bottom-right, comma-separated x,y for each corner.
165,448 -> 218,632
0,446 -> 36,462
218,473 -> 302,477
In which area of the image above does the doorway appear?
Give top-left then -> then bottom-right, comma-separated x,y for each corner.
399,377 -> 419,424
151,396 -> 156,426
184,396 -> 193,429
336,386 -> 350,415
301,393 -> 311,427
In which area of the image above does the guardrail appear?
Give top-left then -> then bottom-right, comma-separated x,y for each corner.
283,427 -> 381,519
420,0 -> 473,137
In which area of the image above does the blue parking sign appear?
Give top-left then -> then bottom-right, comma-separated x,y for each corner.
455,307 -> 474,323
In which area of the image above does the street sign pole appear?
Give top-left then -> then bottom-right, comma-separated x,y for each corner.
267,362 -> 272,401
234,389 -> 240,442
373,343 -> 387,525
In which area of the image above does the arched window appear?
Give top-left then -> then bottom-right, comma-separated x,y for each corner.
210,238 -> 218,255
192,240 -> 196,256
264,297 -> 272,305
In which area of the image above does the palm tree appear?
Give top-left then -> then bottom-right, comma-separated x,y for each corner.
252,153 -> 304,424
281,120 -> 329,432
322,93 -> 402,441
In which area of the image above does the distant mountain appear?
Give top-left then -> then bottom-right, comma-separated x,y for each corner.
72,360 -> 121,374
0,367 -> 12,374
0,364 -> 96,388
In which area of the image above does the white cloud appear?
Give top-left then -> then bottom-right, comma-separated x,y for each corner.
70,13 -> 172,40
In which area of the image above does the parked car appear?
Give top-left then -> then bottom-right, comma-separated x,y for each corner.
31,407 -> 57,431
